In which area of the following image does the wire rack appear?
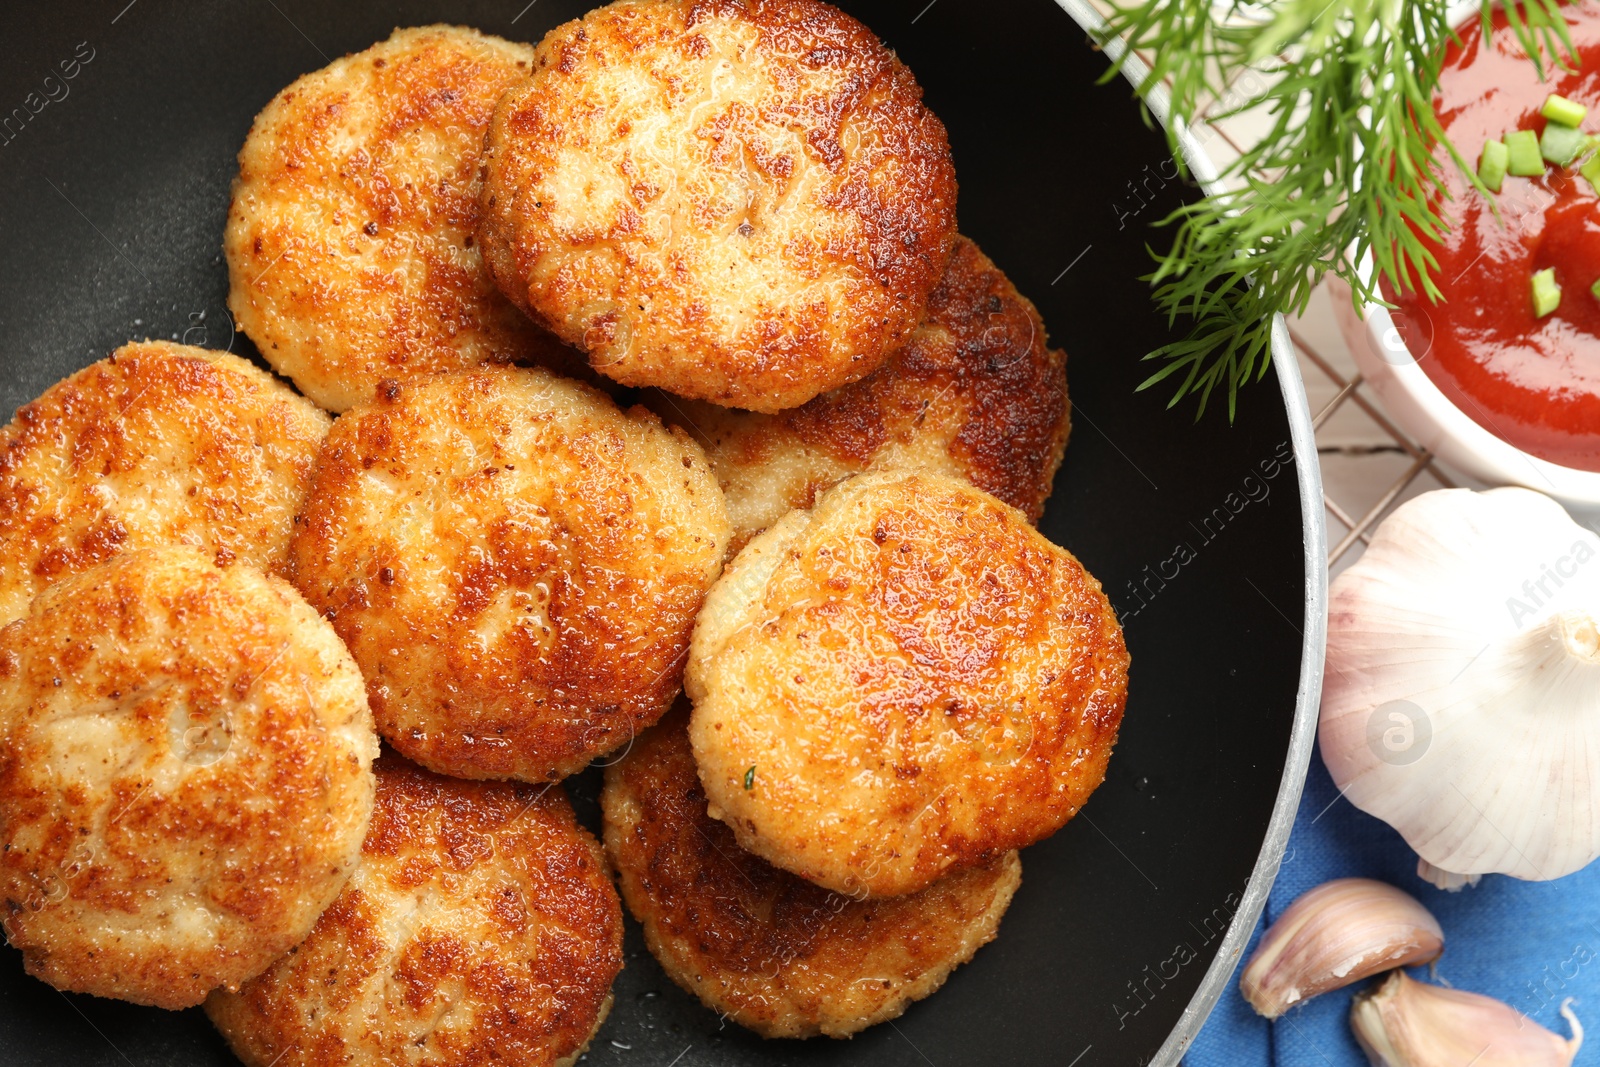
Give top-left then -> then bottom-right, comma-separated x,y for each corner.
1287,317 -> 1463,572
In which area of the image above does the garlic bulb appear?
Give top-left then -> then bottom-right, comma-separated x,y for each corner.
1240,878 -> 1442,1018
1351,971 -> 1582,1067
1320,487 -> 1600,886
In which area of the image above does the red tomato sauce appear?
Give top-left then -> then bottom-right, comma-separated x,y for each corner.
1385,5 -> 1600,471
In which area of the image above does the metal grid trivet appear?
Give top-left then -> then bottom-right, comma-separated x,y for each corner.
1287,322 -> 1459,566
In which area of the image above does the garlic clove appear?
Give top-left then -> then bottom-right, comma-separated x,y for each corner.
1415,859 -> 1480,892
1320,487 -> 1600,884
1350,971 -> 1582,1067
1239,878 -> 1443,1018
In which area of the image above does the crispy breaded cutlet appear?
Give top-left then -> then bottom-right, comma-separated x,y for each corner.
687,470 -> 1128,898
0,341 -> 329,625
478,0 -> 958,411
604,707 -> 1019,1038
288,366 -> 729,782
207,756 -> 623,1067
0,547 -> 376,1008
227,25 -> 586,412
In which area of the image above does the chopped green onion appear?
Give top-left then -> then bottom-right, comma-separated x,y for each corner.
1591,277 -> 1600,303
1542,94 -> 1589,127
744,765 -> 756,790
1478,139 -> 1509,192
1507,130 -> 1545,176
1542,123 -> 1589,166
1533,268 -> 1561,318
1581,151 -> 1600,195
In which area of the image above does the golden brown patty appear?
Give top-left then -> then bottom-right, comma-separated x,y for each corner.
206,755 -> 623,1067
227,25 -> 584,412
653,236 -> 1069,548
604,707 -> 1020,1038
687,470 -> 1128,898
0,341 -> 329,625
477,0 -> 958,412
288,367 -> 730,782
0,547 -> 377,1009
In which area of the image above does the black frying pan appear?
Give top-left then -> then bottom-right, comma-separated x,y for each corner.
0,1 -> 1324,1062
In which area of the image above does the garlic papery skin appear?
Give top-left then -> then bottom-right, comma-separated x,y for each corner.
1239,878 -> 1442,1018
1320,487 -> 1600,883
1350,971 -> 1582,1067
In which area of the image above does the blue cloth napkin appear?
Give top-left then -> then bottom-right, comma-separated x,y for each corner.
1185,753 -> 1600,1066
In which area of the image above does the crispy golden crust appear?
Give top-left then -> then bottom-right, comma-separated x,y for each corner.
206,756 -> 623,1067
288,367 -> 730,782
0,547 -> 377,1009
227,25 -> 587,413
0,342 -> 330,626
654,237 -> 1069,548
477,0 -> 958,412
687,471 -> 1128,897
603,707 -> 1019,1038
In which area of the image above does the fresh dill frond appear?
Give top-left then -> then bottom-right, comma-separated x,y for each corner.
1096,0 -> 1572,420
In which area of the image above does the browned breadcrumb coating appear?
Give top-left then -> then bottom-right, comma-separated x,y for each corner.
0,547 -> 377,1009
227,25 -> 587,413
206,756 -> 622,1067
288,366 -> 730,782
687,470 -> 1128,898
477,0 -> 958,412
652,236 -> 1069,548
0,341 -> 330,625
603,706 -> 1020,1038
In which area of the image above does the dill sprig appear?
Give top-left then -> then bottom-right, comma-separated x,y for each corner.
1096,0 -> 1572,420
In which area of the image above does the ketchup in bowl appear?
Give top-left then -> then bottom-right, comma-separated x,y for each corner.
1385,6 -> 1600,472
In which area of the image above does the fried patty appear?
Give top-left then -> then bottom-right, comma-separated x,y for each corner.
227,25 -> 585,413
477,0 -> 958,412
653,236 -> 1069,548
604,707 -> 1019,1038
288,367 -> 730,782
0,547 -> 376,1009
0,341 -> 330,625
206,756 -> 622,1067
687,471 -> 1128,897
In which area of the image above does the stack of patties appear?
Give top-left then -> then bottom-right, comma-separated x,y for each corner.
0,346 -> 379,1009
463,0 -> 1111,1041
0,0 -> 1114,1058
0,26 -> 634,1067
630,466 -> 1127,1037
